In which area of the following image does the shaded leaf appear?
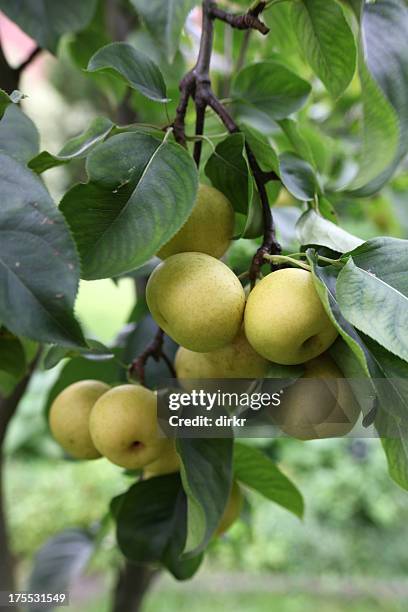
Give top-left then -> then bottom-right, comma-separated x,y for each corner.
87,42 -> 168,102
0,0 -> 97,52
232,61 -> 311,120
177,438 -> 233,556
0,105 -> 39,164
29,117 -> 114,174
61,132 -> 198,279
234,443 -> 304,518
130,0 -> 197,61
279,153 -> 317,201
0,154 -> 84,347
291,0 -> 356,97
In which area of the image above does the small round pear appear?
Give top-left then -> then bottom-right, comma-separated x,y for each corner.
216,481 -> 243,535
143,442 -> 180,479
146,252 -> 245,352
245,268 -> 338,365
89,384 -> 170,470
175,330 -> 269,392
158,184 -> 234,260
271,353 -> 360,439
49,380 -> 110,460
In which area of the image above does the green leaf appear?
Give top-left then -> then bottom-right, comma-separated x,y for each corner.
0,105 -> 39,164
0,154 -> 84,348
205,133 -> 271,239
28,529 -> 95,595
87,42 -> 168,102
353,0 -> 408,194
297,210 -> 363,252
205,134 -> 249,215
240,125 -> 279,174
232,61 -> 311,120
177,438 -> 233,556
0,333 -> 26,378
277,119 -> 316,168
279,153 -> 317,201
306,251 -> 374,377
233,443 -> 304,518
336,258 -> 408,362
347,57 -> 399,191
28,117 -> 114,174
61,132 -> 198,279
344,237 -> 408,297
291,0 -> 356,97
111,474 -> 202,580
381,436 -> 408,491
130,0 -> 197,62
0,0 -> 97,52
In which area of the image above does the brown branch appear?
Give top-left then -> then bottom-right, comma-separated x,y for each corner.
172,1 -> 280,284
0,351 -> 40,593
209,2 -> 270,35
129,328 -> 176,386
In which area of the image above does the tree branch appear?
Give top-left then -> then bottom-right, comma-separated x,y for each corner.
172,1 -> 280,282
0,353 -> 40,593
209,3 -> 270,35
128,327 -> 176,386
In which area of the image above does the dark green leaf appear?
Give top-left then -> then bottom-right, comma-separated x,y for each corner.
357,0 -> 408,194
0,89 -> 24,120
130,0 -> 197,61
205,133 -> 249,214
234,443 -> 304,518
0,105 -> 39,164
27,529 -> 94,607
177,438 -> 233,556
0,333 -> 26,378
29,117 -> 114,173
61,133 -> 198,279
112,474 -> 203,579
291,0 -> 356,97
279,153 -> 317,201
232,61 -> 311,120
0,0 -> 97,52
87,42 -> 168,102
0,154 -> 84,347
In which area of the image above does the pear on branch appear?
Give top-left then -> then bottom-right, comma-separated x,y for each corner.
158,184 -> 234,260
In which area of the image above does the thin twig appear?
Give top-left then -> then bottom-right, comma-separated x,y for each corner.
128,328 -> 176,386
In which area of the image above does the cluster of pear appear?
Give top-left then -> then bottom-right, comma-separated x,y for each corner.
49,381 -> 179,477
49,378 -> 242,535
149,183 -> 360,439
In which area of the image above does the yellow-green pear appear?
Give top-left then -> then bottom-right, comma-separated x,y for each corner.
175,330 -> 269,392
158,184 -> 234,260
146,252 -> 245,352
245,268 -> 338,365
143,442 -> 180,479
89,384 -> 170,470
271,353 -> 360,439
216,481 -> 243,535
49,380 -> 110,460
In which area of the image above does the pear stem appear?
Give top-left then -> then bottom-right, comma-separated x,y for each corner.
263,254 -> 312,272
